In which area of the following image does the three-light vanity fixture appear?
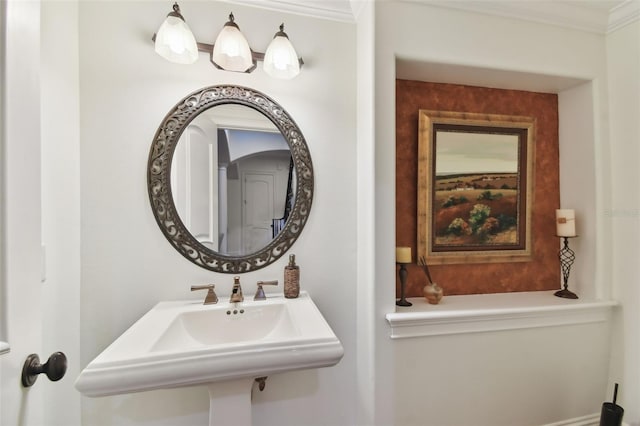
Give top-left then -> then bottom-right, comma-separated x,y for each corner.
154,2 -> 303,79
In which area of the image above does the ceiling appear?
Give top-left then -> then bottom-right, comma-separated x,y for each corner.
225,0 -> 639,33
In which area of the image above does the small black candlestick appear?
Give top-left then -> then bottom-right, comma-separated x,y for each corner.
396,263 -> 412,307
554,236 -> 578,299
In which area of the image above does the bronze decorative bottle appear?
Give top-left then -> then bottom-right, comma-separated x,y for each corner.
284,254 -> 300,298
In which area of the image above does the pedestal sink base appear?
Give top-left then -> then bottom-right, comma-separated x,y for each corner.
207,378 -> 254,426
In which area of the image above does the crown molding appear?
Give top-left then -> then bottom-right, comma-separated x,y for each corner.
608,0 -> 640,33
350,0 -> 368,21
405,1 -> 640,34
222,0 -> 358,23
224,0 -> 638,32
410,0 -> 613,34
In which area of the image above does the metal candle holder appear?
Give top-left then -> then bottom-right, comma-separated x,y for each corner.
396,262 -> 412,307
554,236 -> 578,299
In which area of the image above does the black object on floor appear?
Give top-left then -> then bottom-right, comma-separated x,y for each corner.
599,383 -> 624,426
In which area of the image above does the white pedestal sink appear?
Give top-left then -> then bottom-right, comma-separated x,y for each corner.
76,292 -> 343,426
206,378 -> 254,426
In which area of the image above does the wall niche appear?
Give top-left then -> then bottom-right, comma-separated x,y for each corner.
396,79 -> 561,297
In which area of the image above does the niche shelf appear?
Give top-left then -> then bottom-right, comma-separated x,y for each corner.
386,290 -> 618,339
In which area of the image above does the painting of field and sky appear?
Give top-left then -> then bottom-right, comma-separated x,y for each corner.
433,129 -> 520,248
417,110 -> 534,264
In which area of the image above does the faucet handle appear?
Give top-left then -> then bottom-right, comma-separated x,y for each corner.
254,280 -> 278,301
191,284 -> 218,305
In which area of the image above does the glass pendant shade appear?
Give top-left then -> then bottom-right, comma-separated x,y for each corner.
263,24 -> 300,80
154,3 -> 198,65
211,13 -> 254,72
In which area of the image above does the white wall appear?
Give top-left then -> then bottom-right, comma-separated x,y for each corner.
77,1 -> 357,425
607,19 -> 640,425
558,81 -> 602,300
395,322 -> 612,426
355,2 -> 388,425
370,2 -> 616,425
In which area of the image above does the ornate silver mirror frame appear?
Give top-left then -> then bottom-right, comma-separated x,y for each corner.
148,85 -> 313,273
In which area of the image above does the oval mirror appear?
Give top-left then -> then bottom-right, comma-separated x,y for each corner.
148,86 -> 313,273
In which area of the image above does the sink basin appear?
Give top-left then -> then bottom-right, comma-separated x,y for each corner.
153,301 -> 298,351
75,291 -> 343,398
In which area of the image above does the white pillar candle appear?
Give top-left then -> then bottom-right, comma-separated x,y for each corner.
396,247 -> 412,264
556,209 -> 576,237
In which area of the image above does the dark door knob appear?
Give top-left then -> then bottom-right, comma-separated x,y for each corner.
21,351 -> 67,387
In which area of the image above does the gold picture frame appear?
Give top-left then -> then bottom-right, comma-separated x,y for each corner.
417,110 -> 535,265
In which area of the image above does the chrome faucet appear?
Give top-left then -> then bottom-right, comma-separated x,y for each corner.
229,276 -> 244,303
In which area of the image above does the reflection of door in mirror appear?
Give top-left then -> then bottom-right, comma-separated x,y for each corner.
243,172 -> 275,253
172,105 -> 294,256
224,135 -> 291,255
171,121 -> 219,251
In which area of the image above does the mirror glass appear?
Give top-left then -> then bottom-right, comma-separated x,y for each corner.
148,85 -> 313,273
170,104 -> 296,256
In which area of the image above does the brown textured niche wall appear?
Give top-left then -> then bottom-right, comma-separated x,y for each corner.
396,79 -> 561,297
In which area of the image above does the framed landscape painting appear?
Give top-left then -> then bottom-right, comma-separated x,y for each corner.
417,110 -> 535,264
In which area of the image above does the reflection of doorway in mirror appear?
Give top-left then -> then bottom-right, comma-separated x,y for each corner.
221,130 -> 292,256
242,172 -> 275,254
225,151 -> 291,255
